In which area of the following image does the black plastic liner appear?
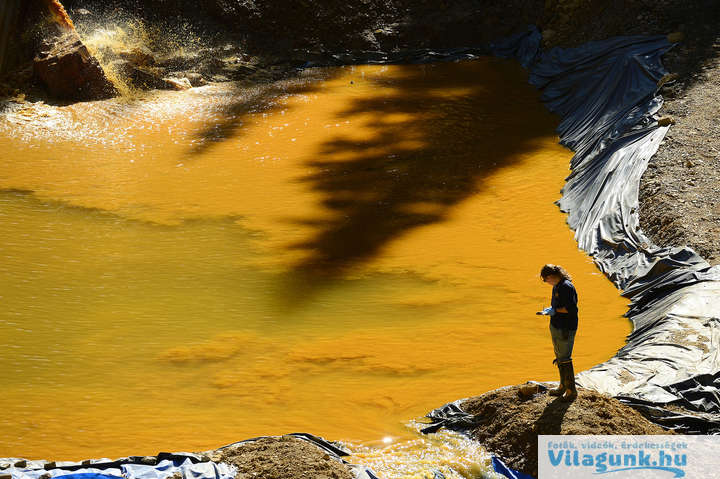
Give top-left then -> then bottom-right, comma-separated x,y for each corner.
424,25 -> 720,437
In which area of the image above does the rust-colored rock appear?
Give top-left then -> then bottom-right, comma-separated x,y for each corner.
33,31 -> 117,100
45,0 -> 74,31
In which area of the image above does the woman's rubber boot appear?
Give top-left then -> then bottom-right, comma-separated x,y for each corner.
560,360 -> 577,402
548,361 -> 566,396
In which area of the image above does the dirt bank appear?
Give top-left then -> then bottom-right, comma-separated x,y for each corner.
56,0 -> 545,53
210,436 -> 354,479
459,384 -> 673,478
639,69 -> 720,266
639,28 -> 720,266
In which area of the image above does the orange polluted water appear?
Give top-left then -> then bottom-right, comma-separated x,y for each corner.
0,59 -> 629,460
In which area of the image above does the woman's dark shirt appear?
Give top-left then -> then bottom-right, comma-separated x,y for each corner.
551,279 -> 578,330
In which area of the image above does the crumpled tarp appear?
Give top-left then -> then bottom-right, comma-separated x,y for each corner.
0,454 -> 235,479
0,433 -> 378,479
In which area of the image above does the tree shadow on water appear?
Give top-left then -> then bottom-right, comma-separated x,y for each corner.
278,59 -> 562,306
187,68 -> 341,156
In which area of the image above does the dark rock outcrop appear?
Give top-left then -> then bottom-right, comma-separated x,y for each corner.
33,30 -> 117,100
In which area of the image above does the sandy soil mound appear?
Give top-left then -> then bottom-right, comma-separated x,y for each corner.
460,384 -> 673,478
213,436 -> 353,479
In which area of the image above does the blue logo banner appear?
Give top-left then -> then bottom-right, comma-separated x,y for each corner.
538,435 -> 720,478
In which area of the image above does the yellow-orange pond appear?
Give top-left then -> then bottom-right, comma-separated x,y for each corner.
0,59 -> 629,466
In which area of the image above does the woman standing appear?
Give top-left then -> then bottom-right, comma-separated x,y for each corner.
537,264 -> 579,401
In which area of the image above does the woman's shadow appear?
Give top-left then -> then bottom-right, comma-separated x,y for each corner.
536,396 -> 573,434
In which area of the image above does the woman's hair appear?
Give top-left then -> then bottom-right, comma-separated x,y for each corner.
540,264 -> 572,282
